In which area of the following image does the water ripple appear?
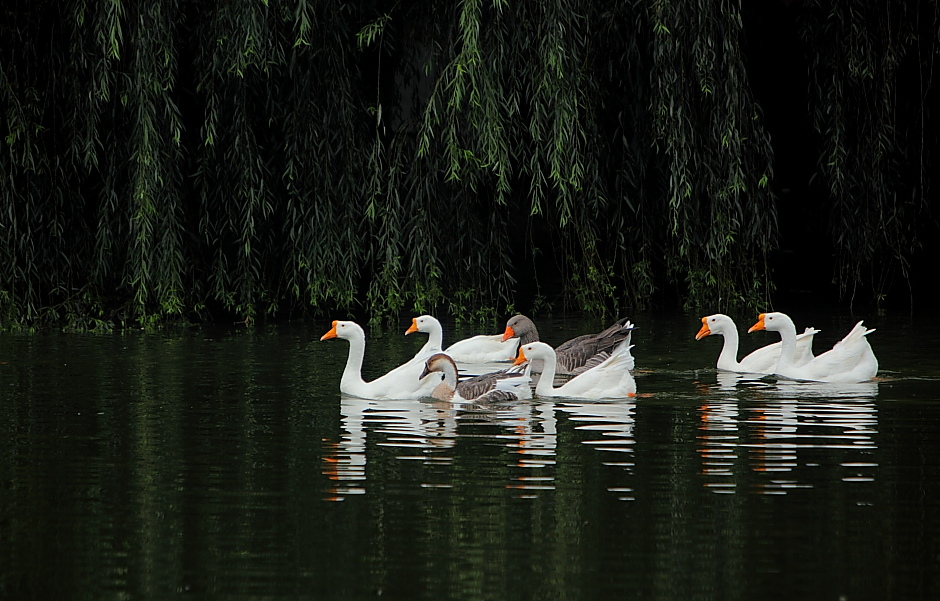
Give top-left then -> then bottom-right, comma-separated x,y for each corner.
696,374 -> 880,494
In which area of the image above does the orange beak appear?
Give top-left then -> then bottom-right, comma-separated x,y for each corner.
747,314 -> 766,333
405,318 -> 419,335
320,320 -> 339,340
513,347 -> 528,366
695,316 -> 711,340
501,326 -> 515,342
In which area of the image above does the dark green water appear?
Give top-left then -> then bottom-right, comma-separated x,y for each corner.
2,311 -> 939,600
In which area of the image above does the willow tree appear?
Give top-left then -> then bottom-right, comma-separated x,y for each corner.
802,0 -> 938,308
363,0 -> 777,314
644,0 -> 777,308
1,0 -> 936,329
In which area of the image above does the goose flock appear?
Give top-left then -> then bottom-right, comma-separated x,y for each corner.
320,311 -> 879,402
697,312 -> 878,383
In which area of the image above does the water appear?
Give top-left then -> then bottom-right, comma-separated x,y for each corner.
1,311 -> 939,600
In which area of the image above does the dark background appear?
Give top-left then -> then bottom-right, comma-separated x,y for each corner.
742,1 -> 936,311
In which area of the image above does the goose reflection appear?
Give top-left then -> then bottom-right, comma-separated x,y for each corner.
322,395 -> 566,500
714,370 -> 776,392
698,390 -> 879,495
762,377 -> 880,400
322,396 -> 459,500
555,400 -> 636,453
705,370 -> 879,400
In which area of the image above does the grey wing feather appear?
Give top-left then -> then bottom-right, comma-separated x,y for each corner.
475,389 -> 521,403
555,318 -> 634,375
567,351 -> 611,376
456,367 -> 527,400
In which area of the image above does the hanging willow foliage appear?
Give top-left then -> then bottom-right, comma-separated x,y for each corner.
0,0 -> 937,329
646,0 -> 778,308
801,0 -> 938,308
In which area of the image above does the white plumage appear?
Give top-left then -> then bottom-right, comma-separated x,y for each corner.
696,313 -> 819,374
748,312 -> 878,383
512,324 -> 636,399
321,320 -> 439,399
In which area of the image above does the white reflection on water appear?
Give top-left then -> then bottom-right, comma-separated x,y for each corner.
323,396 -> 459,500
698,371 -> 879,495
556,400 -> 636,452
322,370 -> 881,501
556,400 -> 637,500
322,392 -> 643,500
712,370 -> 881,399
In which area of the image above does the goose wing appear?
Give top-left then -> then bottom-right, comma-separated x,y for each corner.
456,365 -> 530,401
554,334 -> 636,399
780,322 -> 877,383
555,318 -> 634,375
445,334 -> 519,363
739,326 -> 820,372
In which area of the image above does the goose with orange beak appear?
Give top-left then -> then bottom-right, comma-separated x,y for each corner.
501,314 -> 634,377
407,315 -> 519,364
748,312 -> 878,383
418,353 -> 531,403
511,322 -> 636,399
696,313 -> 819,373
321,320 -> 439,399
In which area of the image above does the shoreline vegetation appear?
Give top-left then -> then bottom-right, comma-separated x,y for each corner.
2,2 -> 937,331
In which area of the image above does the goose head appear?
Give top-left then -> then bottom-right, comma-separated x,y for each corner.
513,341 -> 551,365
320,320 -> 364,341
747,312 -> 792,334
502,315 -> 539,343
406,315 -> 438,336
419,353 -> 458,382
696,314 -> 734,340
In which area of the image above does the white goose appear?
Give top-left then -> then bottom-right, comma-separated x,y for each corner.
419,353 -> 531,403
748,312 -> 878,383
512,331 -> 636,399
320,320 -> 439,399
696,313 -> 819,374
404,315 -> 444,357
406,315 -> 519,363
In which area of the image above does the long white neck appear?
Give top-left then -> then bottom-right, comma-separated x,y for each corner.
774,319 -> 798,370
418,320 -> 444,356
340,334 -> 367,392
716,328 -> 742,371
533,349 -> 559,396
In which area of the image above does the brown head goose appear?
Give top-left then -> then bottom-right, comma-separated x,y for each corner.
419,353 -> 531,403
501,315 -> 635,376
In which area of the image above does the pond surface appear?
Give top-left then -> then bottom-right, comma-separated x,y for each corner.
1,310 -> 939,600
